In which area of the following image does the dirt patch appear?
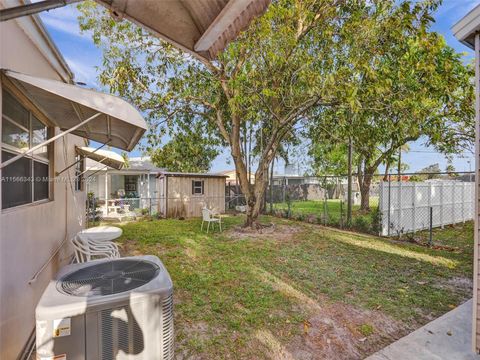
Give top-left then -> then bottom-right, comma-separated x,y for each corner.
118,240 -> 145,257
227,223 -> 302,242
284,302 -> 409,360
434,276 -> 473,296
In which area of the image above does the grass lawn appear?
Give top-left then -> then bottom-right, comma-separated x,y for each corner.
272,199 -> 380,232
116,216 -> 473,359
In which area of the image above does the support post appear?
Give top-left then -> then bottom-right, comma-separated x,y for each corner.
387,174 -> 391,236
411,183 -> 416,233
105,170 -> 108,215
428,206 -> 433,247
440,182 -> 444,229
347,136 -> 353,225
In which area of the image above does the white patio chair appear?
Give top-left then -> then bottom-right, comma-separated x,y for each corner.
201,208 -> 222,233
72,235 -> 120,263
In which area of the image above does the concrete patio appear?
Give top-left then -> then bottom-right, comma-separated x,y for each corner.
367,299 -> 480,360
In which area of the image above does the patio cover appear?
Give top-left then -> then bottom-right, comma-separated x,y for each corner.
96,0 -> 271,60
76,146 -> 125,170
2,69 -> 146,152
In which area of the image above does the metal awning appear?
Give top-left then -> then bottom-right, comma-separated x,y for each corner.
0,0 -> 271,61
2,69 -> 146,151
97,0 -> 270,60
76,146 -> 125,170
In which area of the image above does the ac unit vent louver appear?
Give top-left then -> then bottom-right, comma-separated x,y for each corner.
57,259 -> 160,296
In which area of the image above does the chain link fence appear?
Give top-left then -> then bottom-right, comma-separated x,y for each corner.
262,172 -> 475,239
86,172 -> 475,243
86,195 -> 226,226
379,173 -> 475,242
264,175 -> 380,234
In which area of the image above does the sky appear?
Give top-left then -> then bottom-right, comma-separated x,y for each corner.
35,0 -> 480,175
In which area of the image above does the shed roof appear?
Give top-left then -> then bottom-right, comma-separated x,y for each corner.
157,171 -> 228,178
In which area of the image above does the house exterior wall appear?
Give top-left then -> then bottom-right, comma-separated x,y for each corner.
161,176 -> 226,218
0,12 -> 85,359
474,33 -> 480,354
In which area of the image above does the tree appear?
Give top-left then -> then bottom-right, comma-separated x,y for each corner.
78,0 -> 367,227
410,163 -> 442,181
307,0 -> 475,211
150,132 -> 219,173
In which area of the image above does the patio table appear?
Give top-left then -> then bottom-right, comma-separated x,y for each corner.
77,226 -> 123,242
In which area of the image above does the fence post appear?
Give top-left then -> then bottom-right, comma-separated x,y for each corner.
412,182 -> 416,234
387,174 -> 391,236
323,187 -> 327,225
379,181 -> 384,236
440,182 -> 444,229
340,199 -> 344,229
451,181 -> 455,226
398,178 -> 402,238
429,206 -> 433,246
428,182 -> 432,229
462,182 -> 466,223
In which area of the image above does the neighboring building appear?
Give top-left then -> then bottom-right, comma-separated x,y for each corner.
453,5 -> 480,354
0,5 -> 146,358
271,174 -> 320,185
85,156 -> 163,199
219,169 -> 256,185
85,156 -> 165,219
157,172 -> 227,218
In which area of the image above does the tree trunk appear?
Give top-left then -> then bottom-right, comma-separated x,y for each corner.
359,173 -> 372,212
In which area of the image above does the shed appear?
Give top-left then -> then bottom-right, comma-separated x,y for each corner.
156,172 -> 227,218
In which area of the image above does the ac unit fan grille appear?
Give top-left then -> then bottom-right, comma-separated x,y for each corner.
57,259 -> 160,296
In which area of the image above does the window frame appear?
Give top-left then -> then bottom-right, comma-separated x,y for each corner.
192,179 -> 204,195
1,87 -> 54,211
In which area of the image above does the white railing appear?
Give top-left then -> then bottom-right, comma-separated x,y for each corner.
379,181 -> 474,236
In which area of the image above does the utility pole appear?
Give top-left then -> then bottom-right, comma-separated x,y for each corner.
347,136 -> 353,225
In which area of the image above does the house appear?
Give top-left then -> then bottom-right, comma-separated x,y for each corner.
453,5 -> 480,354
0,5 -> 148,359
0,0 -> 270,358
219,168 -> 256,185
85,155 -> 165,218
157,172 -> 227,218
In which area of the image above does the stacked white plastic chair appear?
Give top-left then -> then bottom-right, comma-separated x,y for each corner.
72,226 -> 122,263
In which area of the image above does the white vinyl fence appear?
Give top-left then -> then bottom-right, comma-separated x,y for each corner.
379,181 -> 474,236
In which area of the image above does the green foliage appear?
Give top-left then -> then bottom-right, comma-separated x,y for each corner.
353,215 -> 372,233
358,324 -> 375,337
150,129 -> 219,172
411,163 -> 442,181
306,0 -> 474,207
76,0 -> 400,223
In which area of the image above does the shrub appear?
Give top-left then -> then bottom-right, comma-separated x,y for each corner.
353,215 -> 371,233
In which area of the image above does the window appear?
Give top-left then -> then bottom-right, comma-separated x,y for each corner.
192,180 -> 204,195
74,155 -> 84,191
1,90 -> 51,209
